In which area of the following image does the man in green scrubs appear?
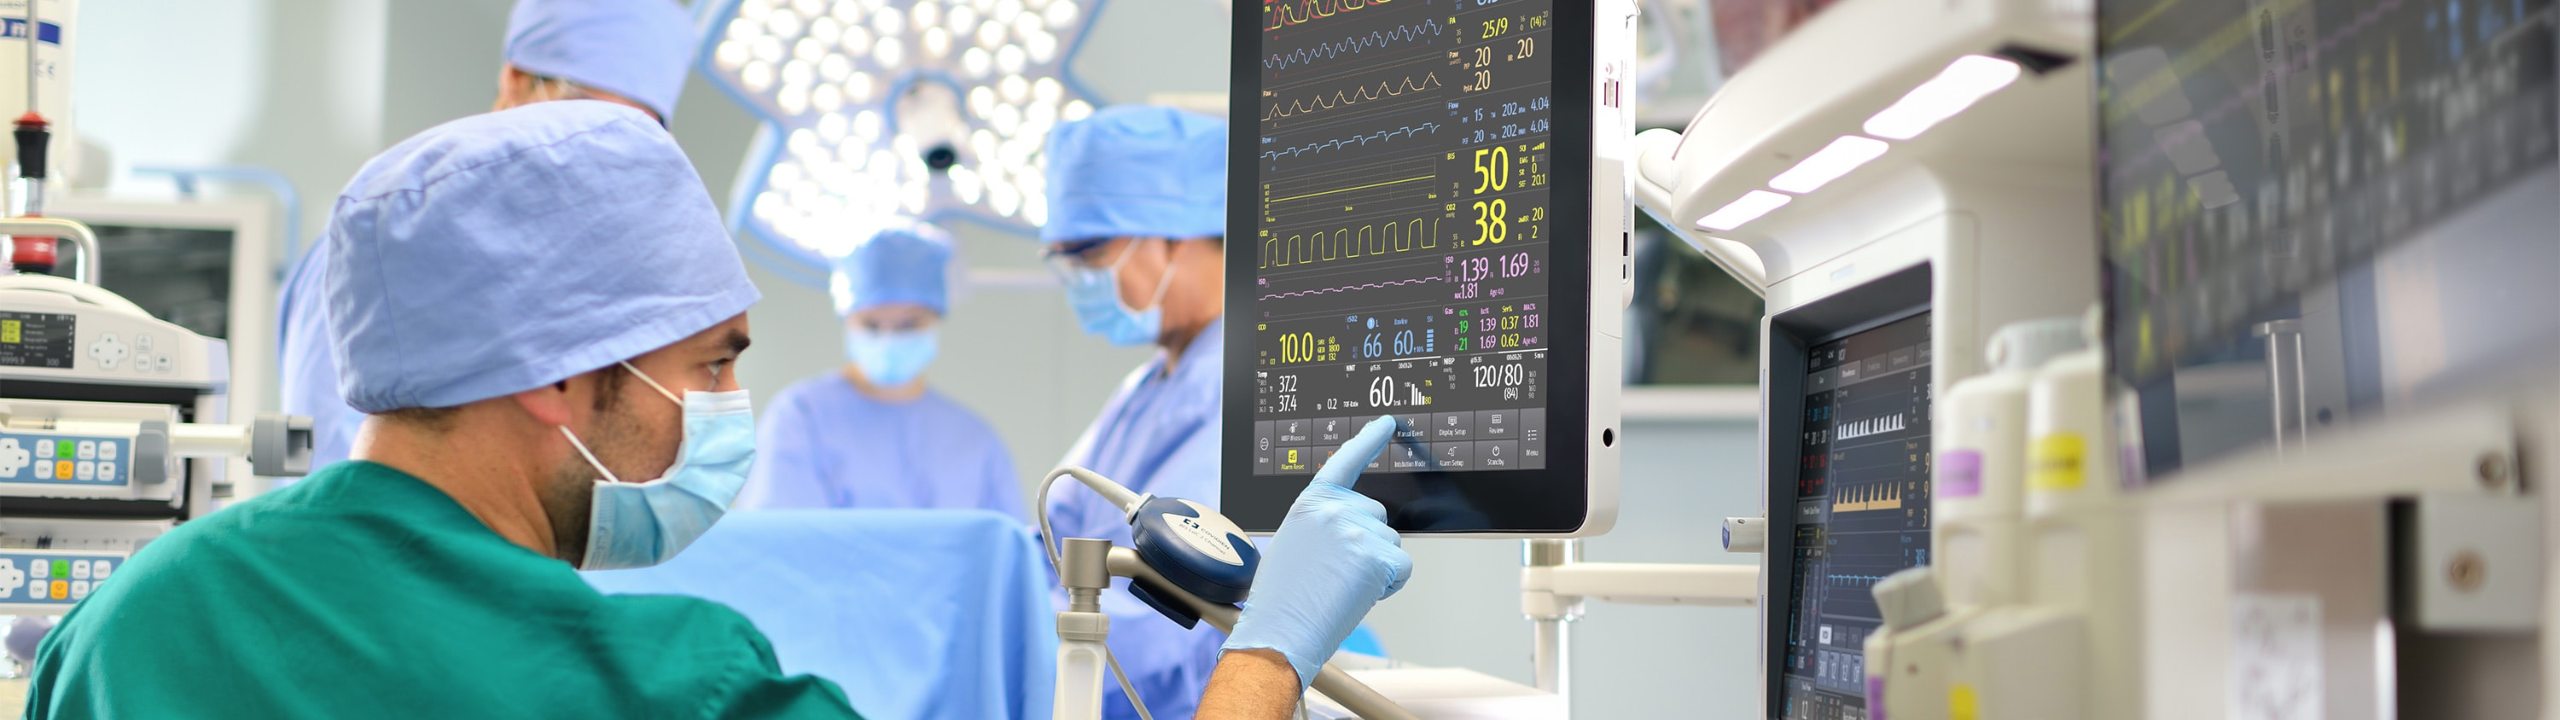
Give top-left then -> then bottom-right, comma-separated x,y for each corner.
25,101 -> 1412,718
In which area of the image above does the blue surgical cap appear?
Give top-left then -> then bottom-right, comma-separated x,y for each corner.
325,101 -> 760,413
1040,106 -> 1227,244
830,221 -> 954,316
505,0 -> 695,122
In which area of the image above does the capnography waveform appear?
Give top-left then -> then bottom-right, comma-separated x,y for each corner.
1263,73 -> 1442,121
1265,0 -> 1397,30
1263,19 -> 1444,71
1261,123 -> 1443,163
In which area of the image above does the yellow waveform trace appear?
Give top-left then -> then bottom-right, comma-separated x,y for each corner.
1263,73 -> 1443,121
1265,0 -> 1394,30
1266,174 -> 1434,204
1261,216 -> 1442,268
1832,483 -> 1904,513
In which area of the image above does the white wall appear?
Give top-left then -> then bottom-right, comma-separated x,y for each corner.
75,0 -> 389,242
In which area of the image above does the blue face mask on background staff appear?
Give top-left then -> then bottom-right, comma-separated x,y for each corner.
1065,239 -> 1173,347
846,328 -> 939,386
561,361 -> 756,570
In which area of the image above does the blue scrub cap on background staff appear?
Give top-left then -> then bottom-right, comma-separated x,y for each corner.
1040,105 -> 1228,244
325,101 -> 761,414
505,0 -> 697,122
831,221 -> 956,317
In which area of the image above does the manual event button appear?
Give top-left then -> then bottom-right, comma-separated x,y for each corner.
1392,414 -> 1430,442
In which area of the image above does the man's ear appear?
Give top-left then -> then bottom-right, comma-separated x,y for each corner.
511,376 -> 580,428
494,64 -> 533,110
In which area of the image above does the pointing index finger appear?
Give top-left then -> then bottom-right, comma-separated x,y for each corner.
1312,415 -> 1399,490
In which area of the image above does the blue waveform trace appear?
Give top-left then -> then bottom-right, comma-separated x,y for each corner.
1264,19 -> 1446,71
1261,122 -> 1444,163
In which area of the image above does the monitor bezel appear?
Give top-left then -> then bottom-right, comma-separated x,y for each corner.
1221,0 -> 1603,534
1759,263 -> 1930,718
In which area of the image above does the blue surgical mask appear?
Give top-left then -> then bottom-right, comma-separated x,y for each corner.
562,361 -> 755,570
1064,241 -> 1172,347
845,328 -> 938,386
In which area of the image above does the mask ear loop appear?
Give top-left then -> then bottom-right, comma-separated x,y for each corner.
558,427 -> 624,484
1122,238 -> 1178,314
558,362 -> 685,485
617,360 -> 686,405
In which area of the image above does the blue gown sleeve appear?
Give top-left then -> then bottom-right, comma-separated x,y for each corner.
737,387 -> 834,510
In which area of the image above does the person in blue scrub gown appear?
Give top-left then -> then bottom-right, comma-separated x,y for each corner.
735,222 -> 1027,521
1036,105 -> 1234,720
277,0 -> 694,472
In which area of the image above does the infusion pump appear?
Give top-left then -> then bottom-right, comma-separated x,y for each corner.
0,224 -> 309,614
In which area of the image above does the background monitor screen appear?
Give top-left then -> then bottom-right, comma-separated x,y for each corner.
1775,310 -> 1932,720
91,225 -> 239,341
1246,0 -> 1558,476
2098,0 -> 2559,479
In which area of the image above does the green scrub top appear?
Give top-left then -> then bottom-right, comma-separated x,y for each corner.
25,461 -> 865,719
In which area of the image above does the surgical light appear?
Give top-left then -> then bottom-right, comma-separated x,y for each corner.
1863,55 -> 2022,140
1768,136 -> 1890,194
702,0 -> 1104,267
1697,190 -> 1793,231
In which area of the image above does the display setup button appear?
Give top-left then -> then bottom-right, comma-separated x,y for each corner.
1430,412 -> 1474,441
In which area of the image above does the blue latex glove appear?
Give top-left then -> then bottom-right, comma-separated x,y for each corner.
1223,415 -> 1414,687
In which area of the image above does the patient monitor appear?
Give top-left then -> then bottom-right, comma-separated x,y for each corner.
1221,0 -> 1640,535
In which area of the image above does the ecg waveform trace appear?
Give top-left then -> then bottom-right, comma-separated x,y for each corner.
1263,73 -> 1443,121
1260,216 -> 1442,268
1265,0 -> 1397,30
1262,123 -> 1444,163
1264,19 -> 1444,71
1833,413 -> 1907,442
